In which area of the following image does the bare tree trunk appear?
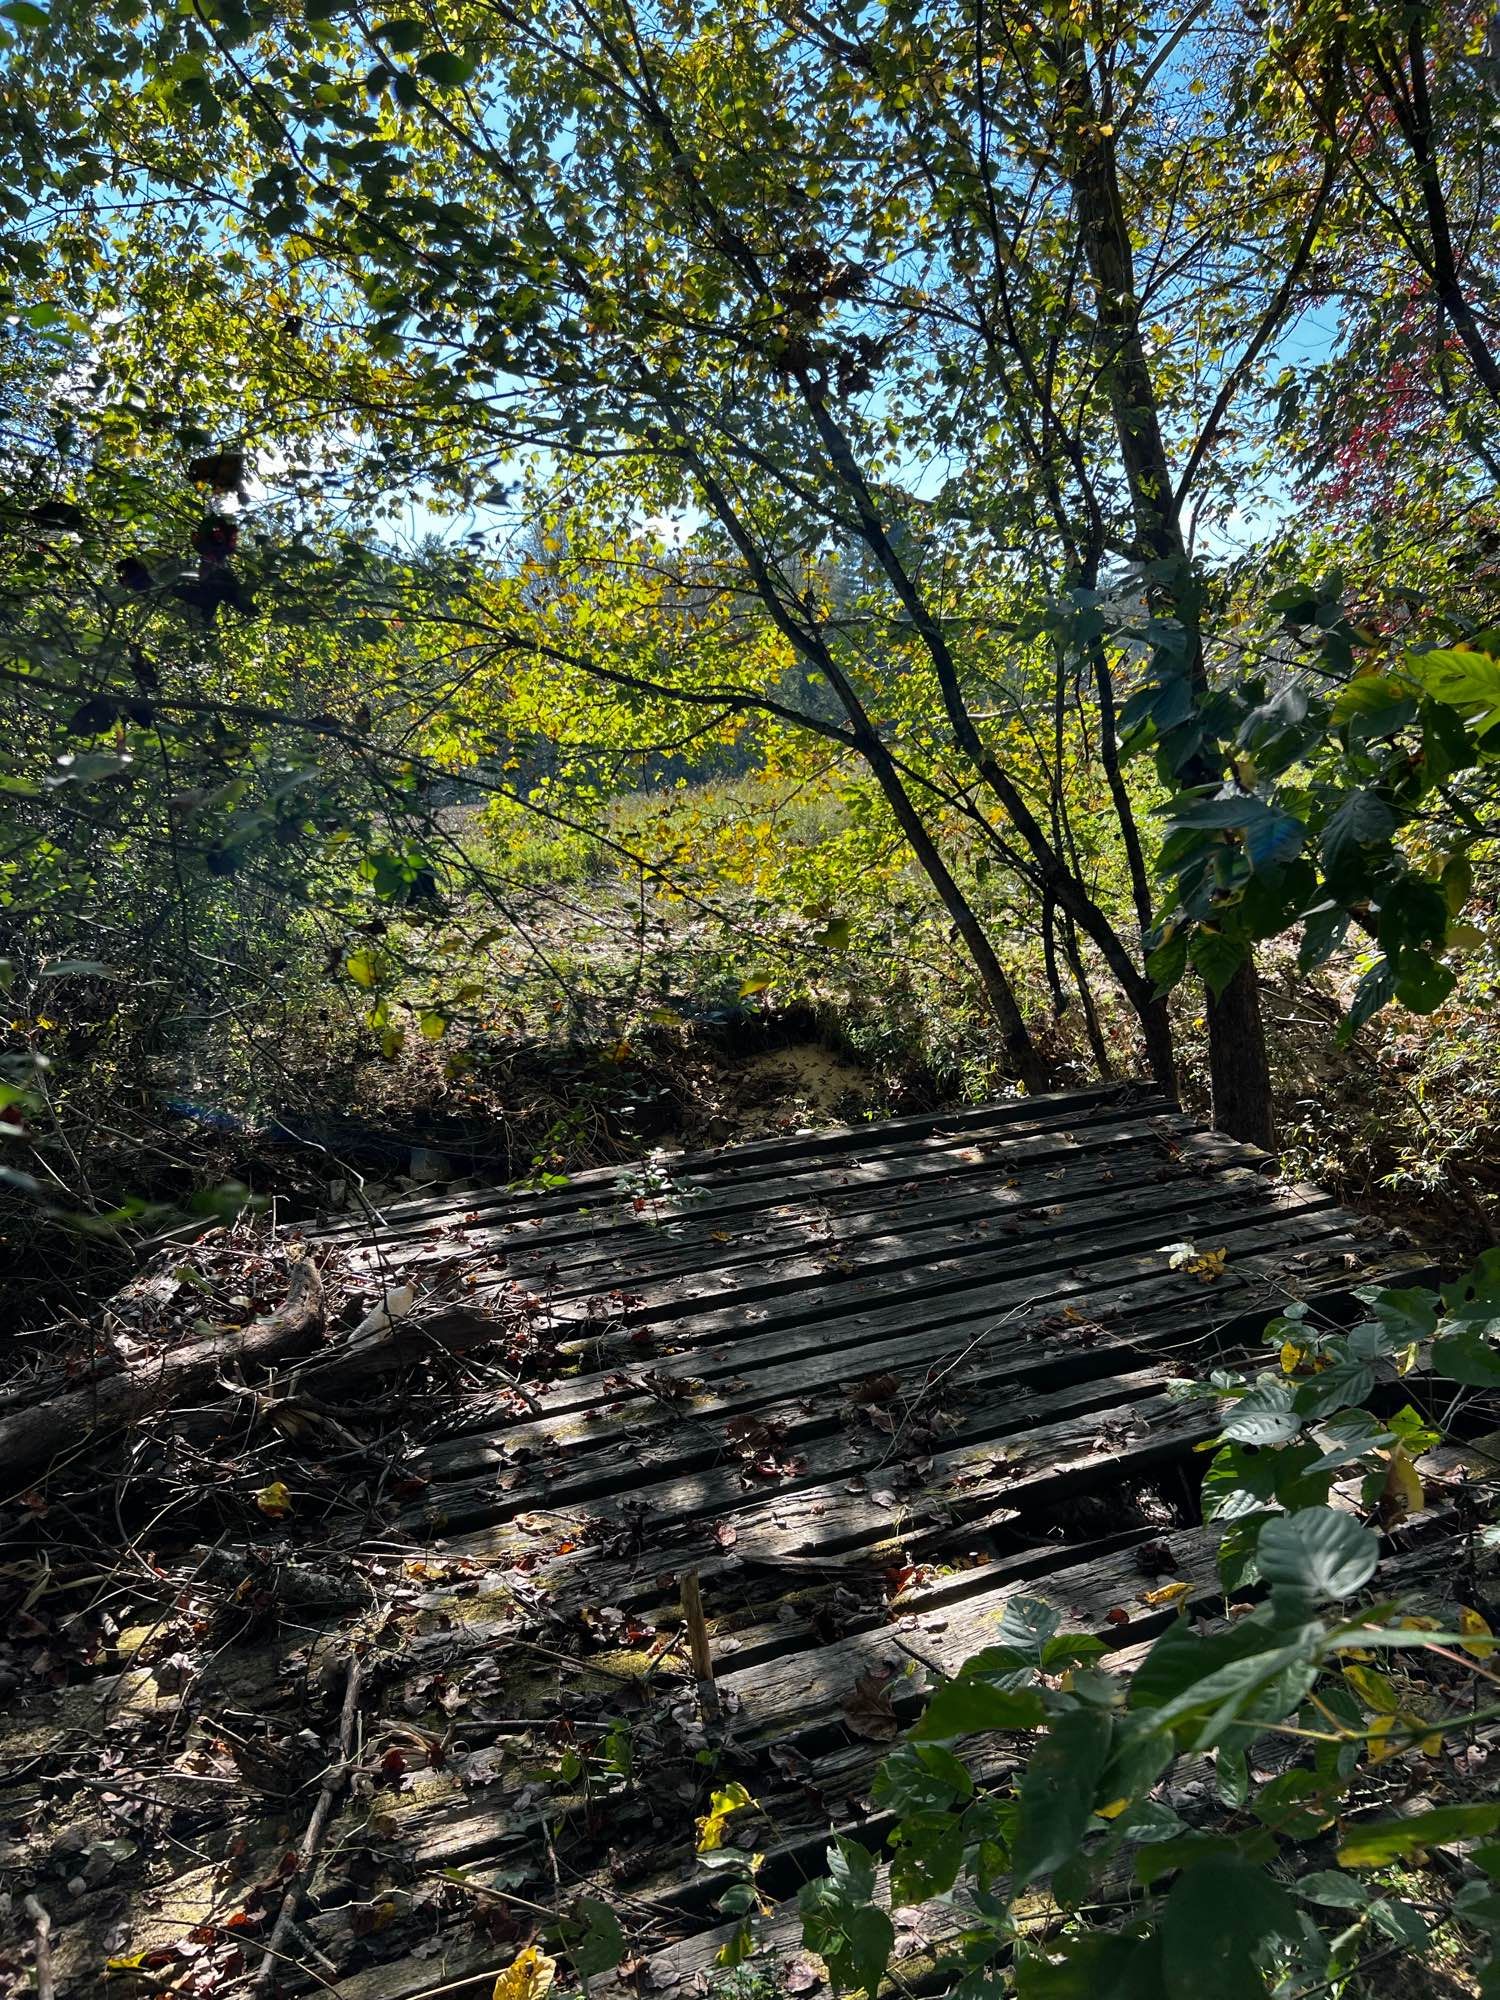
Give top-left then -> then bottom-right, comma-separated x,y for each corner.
1205,957 -> 1276,1153
1061,42 -> 1272,1145
684,452 -> 1056,1096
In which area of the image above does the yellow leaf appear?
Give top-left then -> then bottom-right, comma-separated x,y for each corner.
1460,1606 -> 1499,1660
418,1011 -> 449,1040
696,1781 -> 756,1853
1187,1247 -> 1227,1282
255,1480 -> 293,1518
492,1946 -> 557,2000
1280,1340 -> 1308,1375
1095,1796 -> 1131,1819
1367,1714 -> 1397,1763
1143,1581 -> 1192,1608
1380,1444 -> 1424,1526
346,948 -> 379,989
1343,1662 -> 1400,1714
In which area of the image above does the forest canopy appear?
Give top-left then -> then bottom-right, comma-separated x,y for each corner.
0,0 -> 1497,1243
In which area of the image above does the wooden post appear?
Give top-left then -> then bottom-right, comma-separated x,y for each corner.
680,1569 -> 719,1719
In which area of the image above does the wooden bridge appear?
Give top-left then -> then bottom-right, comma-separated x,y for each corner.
301,1081 -> 1436,1998
11,1081 -> 1460,1998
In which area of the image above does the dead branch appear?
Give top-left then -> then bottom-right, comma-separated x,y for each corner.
253,1651 -> 365,1997
0,1249 -> 325,1488
23,1895 -> 54,2000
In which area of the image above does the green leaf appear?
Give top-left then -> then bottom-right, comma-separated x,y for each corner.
1011,1705 -> 1114,1887
911,1679 -> 1045,1741
1296,1869 -> 1368,1909
1453,1880 -> 1500,1930
36,959 -> 120,979
562,1897 -> 624,1982
375,15 -> 425,48
1189,928 -> 1246,999
1442,852 -> 1474,915
1356,1285 -> 1439,1343
1218,1384 -> 1301,1447
1389,949 -> 1455,1014
871,1741 -> 973,1815
417,47 -> 475,85
843,1906 -> 895,1998
1298,899 -> 1349,971
1338,1803 -> 1500,1868
1321,789 -> 1397,878
1145,930 -> 1190,997
1403,647 -> 1500,731
996,1595 -> 1061,1660
1343,957 -> 1395,1036
1330,674 -> 1411,728
1015,1933 -> 1164,1998
825,1835 -> 877,1905
1367,1897 -> 1432,1950
1161,1858 -> 1297,2000
1256,1509 -> 1378,1608
1432,1324 -> 1500,1387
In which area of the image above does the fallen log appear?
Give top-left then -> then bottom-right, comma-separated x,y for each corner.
0,1247 -> 325,1488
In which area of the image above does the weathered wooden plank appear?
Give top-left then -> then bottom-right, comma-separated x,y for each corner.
425,1371 -> 1199,1566
424,1185 -> 1355,1444
322,1096 -> 1189,1271
407,1217 -> 1418,1481
472,1129 -> 1263,1304
412,1227 -> 1426,1484
313,1081 -> 1167,1245
401,1116 -> 1249,1289
402,1361 -> 1179,1543
532,1163 -> 1310,1329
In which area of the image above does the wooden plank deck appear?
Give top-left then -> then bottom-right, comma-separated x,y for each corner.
270,1083 -> 1446,1998
14,1082 -> 1464,1999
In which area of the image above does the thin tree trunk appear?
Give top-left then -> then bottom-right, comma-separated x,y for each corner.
868,745 -> 1057,1096
1058,906 -> 1114,1078
1392,20 -> 1500,408
1061,41 -> 1271,1143
684,451 -> 1056,1096
1205,956 -> 1276,1153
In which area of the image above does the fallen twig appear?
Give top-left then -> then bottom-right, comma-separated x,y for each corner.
252,1651 -> 364,1997
23,1895 -> 53,2000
